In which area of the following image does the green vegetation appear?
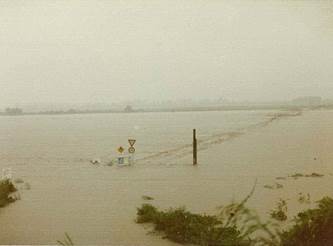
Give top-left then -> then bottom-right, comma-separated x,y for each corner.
136,193 -> 333,245
264,183 -> 283,190
0,179 -> 17,207
290,173 -> 304,179
290,172 -> 324,179
57,233 -> 74,246
280,197 -> 333,246
137,183 -> 282,246
137,203 -> 247,245
136,202 -> 282,246
142,195 -> 154,201
270,199 -> 288,222
298,193 -> 311,205
52,184 -> 333,246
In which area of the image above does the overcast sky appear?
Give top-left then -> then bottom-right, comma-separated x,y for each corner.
0,0 -> 332,106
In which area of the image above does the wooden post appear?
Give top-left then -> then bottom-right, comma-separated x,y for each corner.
193,129 -> 197,165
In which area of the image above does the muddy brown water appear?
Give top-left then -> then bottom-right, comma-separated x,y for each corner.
0,110 -> 333,245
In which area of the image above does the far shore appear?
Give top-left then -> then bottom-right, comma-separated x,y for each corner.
1,104 -> 330,117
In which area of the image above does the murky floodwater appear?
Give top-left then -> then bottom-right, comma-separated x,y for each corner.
0,110 -> 333,245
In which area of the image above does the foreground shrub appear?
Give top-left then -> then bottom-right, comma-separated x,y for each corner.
0,179 -> 17,207
136,182 -> 284,246
137,204 -> 248,245
280,197 -> 333,246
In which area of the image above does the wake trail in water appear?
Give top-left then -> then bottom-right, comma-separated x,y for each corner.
136,110 -> 302,165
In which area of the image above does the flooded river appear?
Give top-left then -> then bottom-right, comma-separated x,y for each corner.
1,110 -> 333,245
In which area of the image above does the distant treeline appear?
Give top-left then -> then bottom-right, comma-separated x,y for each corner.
1,104 -> 333,116
1,107 -> 24,115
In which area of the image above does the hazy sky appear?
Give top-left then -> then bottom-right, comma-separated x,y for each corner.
1,0 -> 333,106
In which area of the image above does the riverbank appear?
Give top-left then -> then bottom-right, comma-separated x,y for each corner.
0,104 -> 304,117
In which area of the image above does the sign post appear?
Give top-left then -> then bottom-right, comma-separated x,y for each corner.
128,139 -> 136,154
114,140 -> 136,166
128,139 -> 136,165
193,129 -> 197,165
117,146 -> 125,164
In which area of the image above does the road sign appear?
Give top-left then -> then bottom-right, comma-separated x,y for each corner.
118,146 -> 124,154
128,146 -> 136,154
128,139 -> 136,147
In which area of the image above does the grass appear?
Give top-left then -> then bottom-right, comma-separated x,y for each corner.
137,204 -> 247,245
57,233 -> 74,246
136,185 -> 333,245
0,179 -> 17,207
280,197 -> 333,246
53,196 -> 333,246
270,199 -> 288,222
136,181 -> 281,246
54,188 -> 333,245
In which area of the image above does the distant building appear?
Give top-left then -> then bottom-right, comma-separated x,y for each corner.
292,97 -> 322,106
5,107 -> 23,115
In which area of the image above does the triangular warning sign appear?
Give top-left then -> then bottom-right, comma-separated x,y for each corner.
128,139 -> 136,146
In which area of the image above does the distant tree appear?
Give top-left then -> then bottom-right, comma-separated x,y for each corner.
5,107 -> 23,115
124,105 -> 133,112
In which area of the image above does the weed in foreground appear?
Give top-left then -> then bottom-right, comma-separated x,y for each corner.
57,233 -> 74,246
0,179 -> 17,207
136,181 -> 282,246
280,197 -> 333,246
270,199 -> 288,222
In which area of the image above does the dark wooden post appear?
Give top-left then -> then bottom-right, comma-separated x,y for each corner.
193,129 -> 197,165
